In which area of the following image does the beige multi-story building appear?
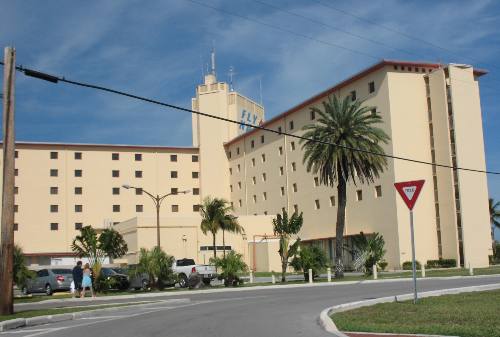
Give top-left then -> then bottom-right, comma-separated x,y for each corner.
1,59 -> 493,270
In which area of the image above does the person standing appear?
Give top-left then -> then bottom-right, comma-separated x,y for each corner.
81,263 -> 95,298
72,261 -> 83,298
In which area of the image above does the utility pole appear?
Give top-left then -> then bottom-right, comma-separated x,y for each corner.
0,46 -> 16,315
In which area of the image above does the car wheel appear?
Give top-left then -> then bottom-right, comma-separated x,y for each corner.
141,279 -> 149,291
178,274 -> 188,288
45,284 -> 53,296
22,286 -> 29,295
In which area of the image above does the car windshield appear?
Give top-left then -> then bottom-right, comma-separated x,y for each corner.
51,269 -> 72,275
112,268 -> 127,274
101,268 -> 117,276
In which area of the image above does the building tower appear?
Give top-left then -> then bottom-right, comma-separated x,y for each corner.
191,50 -> 264,200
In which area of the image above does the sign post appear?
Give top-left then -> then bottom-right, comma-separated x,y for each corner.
394,180 -> 425,304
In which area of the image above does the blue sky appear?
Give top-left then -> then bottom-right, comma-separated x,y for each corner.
1,0 -> 499,236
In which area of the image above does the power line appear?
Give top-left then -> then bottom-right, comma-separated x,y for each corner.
2,60 -> 498,175
312,0 -> 498,72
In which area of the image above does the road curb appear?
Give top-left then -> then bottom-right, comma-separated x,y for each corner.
319,283 -> 500,336
15,274 -> 500,309
0,298 -> 190,332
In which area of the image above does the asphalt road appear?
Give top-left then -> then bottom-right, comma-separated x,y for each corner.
5,275 -> 500,337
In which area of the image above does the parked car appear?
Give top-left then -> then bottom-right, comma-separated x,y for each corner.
172,258 -> 217,288
22,268 -> 73,296
100,267 -> 129,291
111,266 -> 150,291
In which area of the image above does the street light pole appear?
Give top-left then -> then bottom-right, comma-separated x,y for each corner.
122,185 -> 189,249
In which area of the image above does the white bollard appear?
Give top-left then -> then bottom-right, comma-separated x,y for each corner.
327,267 -> 332,282
469,263 -> 474,276
308,269 -> 313,284
250,270 -> 254,283
373,264 -> 377,280
271,274 -> 276,284
421,264 -> 426,278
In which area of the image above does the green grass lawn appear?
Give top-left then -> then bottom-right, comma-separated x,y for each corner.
0,302 -> 152,322
332,289 -> 500,337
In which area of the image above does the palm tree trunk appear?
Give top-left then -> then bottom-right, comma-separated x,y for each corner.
212,232 -> 217,259
222,229 -> 226,258
335,166 -> 347,278
281,258 -> 287,282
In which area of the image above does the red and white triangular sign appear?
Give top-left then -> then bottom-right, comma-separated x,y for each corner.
394,180 -> 425,210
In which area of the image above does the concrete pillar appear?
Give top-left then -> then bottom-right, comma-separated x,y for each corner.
308,269 -> 313,284
327,268 -> 332,282
271,274 -> 276,284
421,264 -> 426,278
249,270 -> 253,283
469,263 -> 474,276
373,265 -> 377,280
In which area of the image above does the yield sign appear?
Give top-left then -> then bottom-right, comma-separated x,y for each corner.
394,180 -> 425,210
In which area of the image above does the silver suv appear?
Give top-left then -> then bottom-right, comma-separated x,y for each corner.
22,268 -> 73,296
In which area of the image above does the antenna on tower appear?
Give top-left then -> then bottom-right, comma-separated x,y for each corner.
228,66 -> 235,91
211,44 -> 216,76
259,77 -> 263,106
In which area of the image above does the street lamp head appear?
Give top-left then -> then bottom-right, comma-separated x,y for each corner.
122,184 -> 131,189
180,189 -> 191,194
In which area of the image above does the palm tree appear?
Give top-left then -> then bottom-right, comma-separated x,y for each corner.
489,198 -> 500,255
300,95 -> 390,278
200,197 -> 236,259
220,214 -> 244,258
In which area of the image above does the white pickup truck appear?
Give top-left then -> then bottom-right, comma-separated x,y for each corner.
172,258 -> 217,288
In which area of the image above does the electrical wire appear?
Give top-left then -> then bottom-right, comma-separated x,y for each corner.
1,60 -> 498,175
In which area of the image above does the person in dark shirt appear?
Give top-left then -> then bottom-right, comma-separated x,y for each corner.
72,261 -> 83,297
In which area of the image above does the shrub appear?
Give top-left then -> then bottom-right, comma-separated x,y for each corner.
290,245 -> 328,280
211,251 -> 248,287
402,260 -> 421,270
136,247 -> 175,290
377,260 -> 388,271
351,232 -> 386,275
425,259 -> 457,269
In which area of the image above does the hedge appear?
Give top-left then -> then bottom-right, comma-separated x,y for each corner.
402,261 -> 421,270
425,259 -> 457,269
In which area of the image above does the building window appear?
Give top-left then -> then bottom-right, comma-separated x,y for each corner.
371,108 -> 377,116
282,207 -> 286,214
135,153 -> 142,161
314,177 -> 319,187
251,140 -> 255,148
15,168 -> 18,176
350,90 -> 356,101
50,223 -> 59,231
330,196 -> 336,206
261,154 -> 266,162
136,205 -> 143,212
278,126 -> 282,133
228,151 -> 232,159
112,187 -> 120,195
113,205 -> 120,212
375,185 -> 382,198
289,121 -> 294,130
261,135 -> 265,144
280,186 -> 285,196
192,172 -> 199,179
251,158 -> 255,167
293,183 -> 298,192
135,188 -> 142,195
73,204 -> 82,213
238,182 -> 242,189
229,168 -> 233,175
239,199 -> 242,207
193,188 -> 200,195
14,205 -> 18,212
263,192 -> 267,201
278,146 -> 283,155
75,187 -> 82,195
192,155 -> 199,162
193,205 -> 200,212
50,151 -> 58,159
50,205 -> 58,213
74,169 -> 82,177
253,195 -> 257,203
14,186 -> 18,194
279,167 -> 284,176
15,151 -> 18,158
171,205 -> 179,212
310,110 -> 316,120
237,164 -> 241,172
252,176 -> 256,185
112,170 -> 120,177
291,162 -> 296,171
13,223 -> 18,231
290,142 -> 296,151
112,153 -> 119,160
50,169 -> 58,177
294,204 -> 299,213
135,170 -> 142,178
262,173 -> 267,182
170,154 -> 177,162
171,171 -> 178,178
230,185 -> 233,192
74,152 -> 82,160
50,187 -> 58,195
315,199 -> 320,210
368,81 -> 375,93
237,147 -> 240,155
75,223 -> 83,230
356,190 -> 363,201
